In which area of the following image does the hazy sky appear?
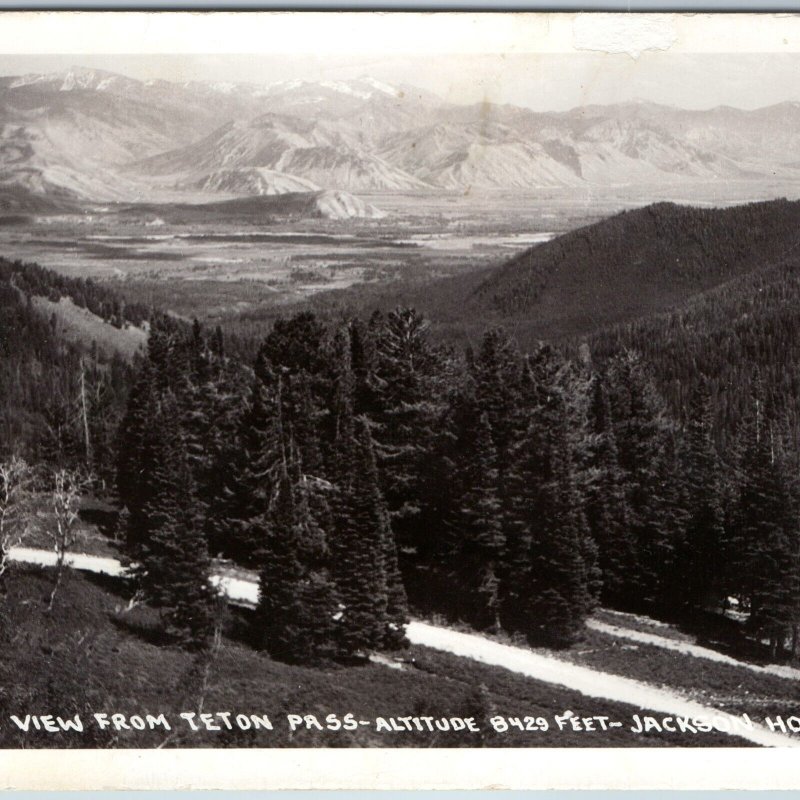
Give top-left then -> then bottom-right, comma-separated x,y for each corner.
1,51 -> 799,113
0,11 -> 799,113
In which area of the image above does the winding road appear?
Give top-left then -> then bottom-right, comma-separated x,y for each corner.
8,545 -> 799,748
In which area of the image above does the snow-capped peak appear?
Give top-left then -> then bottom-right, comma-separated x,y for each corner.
7,67 -> 141,93
58,68 -> 122,92
263,79 -> 306,93
8,73 -> 52,89
319,78 -> 401,99
358,77 -> 399,96
318,80 -> 373,100
261,77 -> 401,101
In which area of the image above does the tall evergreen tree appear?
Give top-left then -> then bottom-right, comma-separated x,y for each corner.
468,329 -> 529,621
510,387 -> 598,646
606,350 -> 678,604
730,386 -> 800,656
331,415 -> 408,655
330,326 -> 357,445
129,391 -> 214,647
220,352 -> 287,566
116,360 -> 155,538
672,382 -> 727,608
368,308 -> 446,557
256,443 -> 339,663
258,312 -> 330,462
469,328 -> 525,462
448,403 -> 505,630
583,373 -> 636,603
640,434 -> 687,605
179,322 -> 248,553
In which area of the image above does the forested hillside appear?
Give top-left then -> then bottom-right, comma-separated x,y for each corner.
7,196 -> 800,669
366,198 -> 800,347
112,305 -> 800,660
3,259 -> 150,327
0,259 -> 150,483
589,256 -> 800,450
474,199 -> 800,317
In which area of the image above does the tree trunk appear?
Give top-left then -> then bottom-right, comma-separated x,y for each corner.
47,554 -> 65,611
80,360 -> 93,470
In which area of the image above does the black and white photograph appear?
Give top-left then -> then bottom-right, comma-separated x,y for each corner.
2,10 -> 800,783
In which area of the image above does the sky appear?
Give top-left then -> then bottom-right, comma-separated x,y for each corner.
1,13 -> 799,112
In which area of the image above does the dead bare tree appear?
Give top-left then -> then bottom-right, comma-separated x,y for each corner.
46,468 -> 87,611
0,456 -> 34,585
79,358 -> 93,472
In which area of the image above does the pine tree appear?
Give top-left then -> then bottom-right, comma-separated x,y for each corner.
130,392 -> 214,647
468,329 -> 529,626
606,350 -> 678,605
331,416 -> 407,655
730,386 -> 800,656
639,434 -> 687,605
449,404 -> 505,630
179,326 -> 226,541
361,414 -> 408,651
349,316 -> 380,417
259,312 -> 329,379
256,445 -> 339,664
330,326 -> 357,445
118,315 -> 220,558
256,457 -> 302,660
289,373 -> 325,476
469,328 -> 525,462
254,312 -> 331,464
672,382 -> 727,609
515,389 -> 598,646
222,359 -> 287,566
583,373 -> 635,603
117,365 -> 168,566
368,308 -> 445,557
116,361 -> 153,529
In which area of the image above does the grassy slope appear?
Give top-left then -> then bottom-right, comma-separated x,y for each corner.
410,605 -> 800,742
30,295 -> 146,360
0,566 -> 744,749
553,625 -> 800,726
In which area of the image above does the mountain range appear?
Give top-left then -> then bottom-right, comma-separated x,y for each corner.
4,66 -> 800,202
